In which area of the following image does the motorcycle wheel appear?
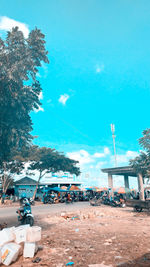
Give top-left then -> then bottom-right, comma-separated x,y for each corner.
24,216 -> 34,226
134,206 -> 142,212
43,197 -> 49,204
48,198 -> 54,204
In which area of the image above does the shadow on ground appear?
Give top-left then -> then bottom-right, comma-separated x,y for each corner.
119,253 -> 150,266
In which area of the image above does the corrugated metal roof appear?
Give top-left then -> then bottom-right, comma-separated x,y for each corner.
14,177 -> 37,185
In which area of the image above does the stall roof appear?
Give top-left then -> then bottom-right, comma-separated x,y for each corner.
101,166 -> 137,177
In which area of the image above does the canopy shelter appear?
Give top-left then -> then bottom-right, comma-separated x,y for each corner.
113,187 -> 132,194
68,185 -> 80,191
46,187 -> 67,192
88,186 -> 100,191
60,186 -> 68,190
101,166 -> 145,200
98,187 -> 108,192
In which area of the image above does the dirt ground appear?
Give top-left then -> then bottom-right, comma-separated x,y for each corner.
10,204 -> 150,267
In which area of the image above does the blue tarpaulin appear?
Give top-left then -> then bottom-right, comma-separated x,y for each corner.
46,187 -> 67,192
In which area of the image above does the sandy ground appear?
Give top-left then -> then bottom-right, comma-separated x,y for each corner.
7,203 -> 150,267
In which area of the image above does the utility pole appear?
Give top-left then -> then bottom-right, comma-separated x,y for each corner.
111,124 -> 117,167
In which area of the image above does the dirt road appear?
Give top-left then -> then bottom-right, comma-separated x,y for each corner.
7,203 -> 150,267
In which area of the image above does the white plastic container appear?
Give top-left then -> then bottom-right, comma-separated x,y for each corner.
0,250 -> 2,264
1,242 -> 21,266
26,226 -> 41,242
23,242 -> 38,258
0,228 -> 15,247
14,225 -> 30,244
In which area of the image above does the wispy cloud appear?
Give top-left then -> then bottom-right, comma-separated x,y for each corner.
96,64 -> 104,74
47,98 -> 54,107
0,16 -> 29,38
59,94 -> 70,105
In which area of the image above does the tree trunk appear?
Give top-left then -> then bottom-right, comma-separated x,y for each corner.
1,162 -> 6,204
32,172 -> 42,201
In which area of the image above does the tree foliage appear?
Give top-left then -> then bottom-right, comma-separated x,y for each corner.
130,128 -> 150,176
0,27 -> 49,162
139,128 -> 150,151
26,146 -> 80,200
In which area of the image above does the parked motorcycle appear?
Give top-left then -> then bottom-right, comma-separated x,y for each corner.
29,197 -> 35,206
112,199 -> 126,208
43,195 -> 54,204
16,199 -> 34,226
59,195 -> 66,203
90,196 -> 102,206
65,196 -> 73,204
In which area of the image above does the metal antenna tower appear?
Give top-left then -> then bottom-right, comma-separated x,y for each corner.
111,123 -> 117,167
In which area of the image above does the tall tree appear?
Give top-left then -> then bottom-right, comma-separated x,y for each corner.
139,128 -> 150,151
27,146 -> 80,200
0,27 -> 49,163
130,128 -> 150,177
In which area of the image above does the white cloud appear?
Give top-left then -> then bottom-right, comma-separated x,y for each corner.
104,147 -> 110,155
0,16 -> 29,38
112,150 -> 139,165
89,165 -> 94,169
95,161 -> 107,169
96,64 -> 104,73
67,147 -> 110,169
59,94 -> 70,105
126,151 -> 139,158
93,152 -> 104,158
67,150 -> 94,166
39,92 -> 43,100
93,147 -> 110,158
34,105 -> 44,113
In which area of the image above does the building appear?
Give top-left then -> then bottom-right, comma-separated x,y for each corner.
101,166 -> 145,200
14,177 -> 37,199
14,173 -> 82,198
40,172 -> 81,188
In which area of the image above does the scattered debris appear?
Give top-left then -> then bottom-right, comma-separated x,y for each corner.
115,256 -> 123,260
32,257 -> 41,263
66,262 -> 74,266
71,216 -> 80,220
0,223 -> 7,230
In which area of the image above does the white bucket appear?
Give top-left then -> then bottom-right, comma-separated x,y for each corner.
14,225 -> 30,244
1,242 -> 21,266
26,226 -> 41,242
23,242 -> 38,258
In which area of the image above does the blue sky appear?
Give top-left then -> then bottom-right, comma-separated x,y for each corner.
1,0 -> 150,188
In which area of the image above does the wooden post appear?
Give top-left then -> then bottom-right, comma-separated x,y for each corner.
108,174 -> 114,197
138,173 -> 145,200
124,175 -> 129,189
